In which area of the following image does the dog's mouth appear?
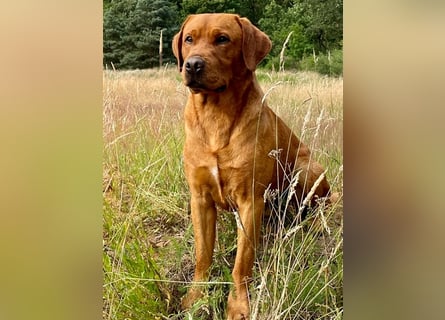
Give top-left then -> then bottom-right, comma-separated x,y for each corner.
187,82 -> 227,94
213,85 -> 227,93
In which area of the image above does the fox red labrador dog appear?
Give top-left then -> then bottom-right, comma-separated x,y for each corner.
172,13 -> 330,319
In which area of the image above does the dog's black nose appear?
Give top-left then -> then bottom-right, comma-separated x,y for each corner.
185,56 -> 205,75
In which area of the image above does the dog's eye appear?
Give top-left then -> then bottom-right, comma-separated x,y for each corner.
216,35 -> 230,44
185,35 -> 193,44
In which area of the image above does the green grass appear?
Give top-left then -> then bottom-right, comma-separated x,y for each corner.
103,68 -> 343,319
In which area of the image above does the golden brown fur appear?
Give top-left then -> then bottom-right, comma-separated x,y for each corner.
172,13 -> 330,319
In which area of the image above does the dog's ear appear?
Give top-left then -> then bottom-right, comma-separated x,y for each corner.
237,17 -> 272,71
172,16 -> 193,72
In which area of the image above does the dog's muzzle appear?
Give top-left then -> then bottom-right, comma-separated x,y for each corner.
184,56 -> 226,93
185,56 -> 205,76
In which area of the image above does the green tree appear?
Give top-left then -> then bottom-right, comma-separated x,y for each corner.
179,0 -> 267,25
237,0 -> 269,25
259,0 -> 342,72
103,0 -> 178,69
103,0 -> 134,68
180,0 -> 240,20
259,1 -> 312,69
295,0 -> 343,52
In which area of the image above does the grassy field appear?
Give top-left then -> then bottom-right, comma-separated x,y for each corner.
103,67 -> 343,319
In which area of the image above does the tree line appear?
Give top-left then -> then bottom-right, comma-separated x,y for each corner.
103,0 -> 342,75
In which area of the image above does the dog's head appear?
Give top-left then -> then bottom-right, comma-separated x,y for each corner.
172,13 -> 271,94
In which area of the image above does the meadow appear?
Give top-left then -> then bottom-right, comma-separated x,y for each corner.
103,67 -> 343,319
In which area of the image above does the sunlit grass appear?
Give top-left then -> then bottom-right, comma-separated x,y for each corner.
103,67 -> 343,319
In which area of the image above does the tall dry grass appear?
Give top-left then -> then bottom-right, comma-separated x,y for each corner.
103,67 -> 343,320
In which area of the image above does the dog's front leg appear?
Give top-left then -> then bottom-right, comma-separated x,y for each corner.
181,191 -> 217,310
227,198 -> 264,320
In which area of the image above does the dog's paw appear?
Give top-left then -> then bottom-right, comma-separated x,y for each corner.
181,287 -> 204,310
226,307 -> 249,320
227,291 -> 250,320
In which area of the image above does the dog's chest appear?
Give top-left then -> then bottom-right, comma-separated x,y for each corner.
199,121 -> 232,153
188,102 -> 236,152
210,166 -> 219,184
206,154 -> 251,210
207,162 -> 227,207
